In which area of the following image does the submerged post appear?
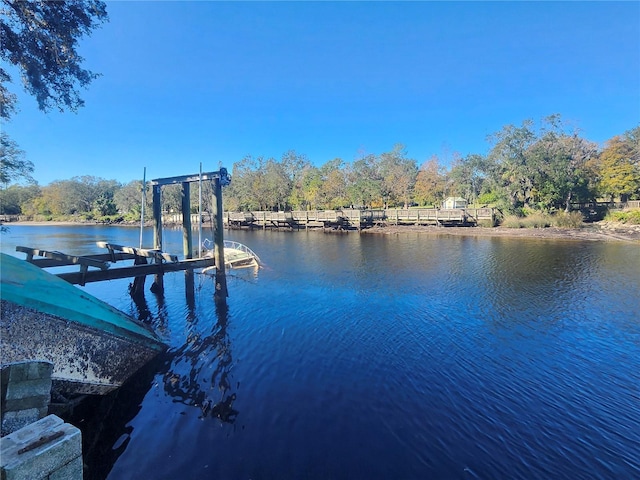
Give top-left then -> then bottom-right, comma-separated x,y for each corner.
181,181 -> 192,259
212,175 -> 228,303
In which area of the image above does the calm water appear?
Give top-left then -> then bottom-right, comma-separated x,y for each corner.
1,225 -> 639,480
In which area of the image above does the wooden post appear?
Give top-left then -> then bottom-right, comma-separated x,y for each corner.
152,184 -> 164,293
212,177 -> 228,303
181,181 -> 192,259
152,184 -> 162,251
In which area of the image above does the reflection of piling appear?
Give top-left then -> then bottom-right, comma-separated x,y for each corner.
185,269 -> 195,312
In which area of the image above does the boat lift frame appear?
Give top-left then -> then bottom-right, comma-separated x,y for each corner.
149,168 -> 231,303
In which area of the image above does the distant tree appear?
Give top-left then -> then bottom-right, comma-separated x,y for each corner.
447,154 -> 487,205
226,156 -> 263,211
378,144 -> 418,208
36,181 -> 69,215
1,0 -> 108,119
160,184 -> 183,214
0,183 -> 39,214
487,119 -> 538,211
282,150 -> 312,209
34,176 -> 120,216
414,155 -> 446,206
289,163 -> 314,210
597,129 -> 640,202
318,158 -> 348,209
529,125 -> 598,211
0,131 -> 33,184
263,158 -> 291,211
346,154 -> 381,208
114,180 -> 146,218
298,166 -> 322,210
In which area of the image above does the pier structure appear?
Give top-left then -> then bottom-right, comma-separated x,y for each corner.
150,168 -> 231,302
224,207 -> 495,231
14,168 -> 236,303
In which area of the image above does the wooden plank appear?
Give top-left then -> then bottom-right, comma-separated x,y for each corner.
17,252 -> 136,268
149,171 -> 222,186
57,258 -> 215,285
96,242 -> 178,263
16,247 -> 109,270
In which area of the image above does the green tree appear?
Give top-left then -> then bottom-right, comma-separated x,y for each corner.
226,156 -> 265,211
487,119 -> 538,211
1,0 -> 108,119
0,131 -> 33,184
263,158 -> 291,211
414,155 -> 446,206
161,184 -> 184,214
378,144 -> 418,208
298,166 -> 322,210
448,154 -> 487,205
346,154 -> 381,208
529,127 -> 598,211
36,181 -> 68,215
318,158 -> 348,209
35,176 -> 120,217
281,150 -> 311,209
0,183 -> 39,214
597,130 -> 640,201
114,180 -> 146,219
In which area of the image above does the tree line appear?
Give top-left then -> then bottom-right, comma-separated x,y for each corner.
1,115 -> 638,221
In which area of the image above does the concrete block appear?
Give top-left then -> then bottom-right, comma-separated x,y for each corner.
48,456 -> 83,480
1,362 -> 53,384
1,361 -> 53,436
5,377 -> 52,402
25,362 -> 54,382
1,409 -> 42,438
1,415 -> 82,480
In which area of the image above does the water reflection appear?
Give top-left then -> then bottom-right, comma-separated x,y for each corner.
160,294 -> 238,423
70,274 -> 239,479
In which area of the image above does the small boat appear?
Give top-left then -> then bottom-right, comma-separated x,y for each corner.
0,253 -> 165,396
201,239 -> 261,270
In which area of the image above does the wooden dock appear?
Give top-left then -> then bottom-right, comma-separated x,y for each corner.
224,208 -> 494,231
16,243 -> 215,286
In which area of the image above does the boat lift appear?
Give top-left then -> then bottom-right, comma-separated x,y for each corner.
149,168 -> 231,303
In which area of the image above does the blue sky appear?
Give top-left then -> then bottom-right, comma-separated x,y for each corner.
5,1 -> 640,186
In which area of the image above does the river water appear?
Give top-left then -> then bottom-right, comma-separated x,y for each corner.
1,225 -> 639,479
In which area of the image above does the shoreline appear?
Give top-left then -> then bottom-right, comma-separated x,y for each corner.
4,220 -> 640,243
362,223 -> 640,243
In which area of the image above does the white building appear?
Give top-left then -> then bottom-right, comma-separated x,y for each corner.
442,197 -> 467,209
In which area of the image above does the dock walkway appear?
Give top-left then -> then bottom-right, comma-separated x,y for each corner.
224,208 -> 495,231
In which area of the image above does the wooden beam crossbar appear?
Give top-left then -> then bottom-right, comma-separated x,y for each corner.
14,252 -> 136,268
56,257 -> 215,285
149,171 -> 221,186
16,246 -> 110,271
96,242 -> 178,263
